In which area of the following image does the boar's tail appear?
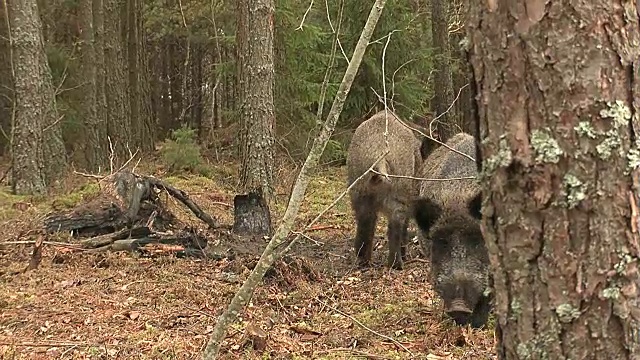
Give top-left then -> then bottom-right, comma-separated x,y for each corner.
369,159 -> 392,186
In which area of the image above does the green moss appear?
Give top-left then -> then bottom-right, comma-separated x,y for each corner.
531,129 -> 563,164
52,182 -> 101,209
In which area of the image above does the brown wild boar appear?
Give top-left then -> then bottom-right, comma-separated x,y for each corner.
412,132 -> 491,328
345,110 -> 423,270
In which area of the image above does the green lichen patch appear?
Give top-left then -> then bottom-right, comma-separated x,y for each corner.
531,129 -> 563,164
561,173 -> 587,209
627,147 -> 640,173
555,303 -> 581,323
596,130 -> 623,160
574,121 -> 597,139
481,135 -> 512,178
602,285 -> 621,299
600,100 -> 632,129
614,251 -> 637,274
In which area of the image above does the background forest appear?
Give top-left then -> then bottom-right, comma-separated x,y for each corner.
0,0 -> 472,183
0,1 -> 496,358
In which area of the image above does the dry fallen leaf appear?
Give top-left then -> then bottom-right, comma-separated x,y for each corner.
128,311 -> 140,320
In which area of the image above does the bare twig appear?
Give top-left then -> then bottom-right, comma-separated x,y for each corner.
370,168 -> 475,182
370,87 -> 475,162
429,83 -> 469,132
316,298 -> 415,357
296,0 -> 314,30
0,240 -> 82,249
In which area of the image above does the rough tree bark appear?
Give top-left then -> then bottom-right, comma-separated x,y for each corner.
468,1 -> 640,359
201,1 -> 388,358
237,0 -> 276,203
92,0 -> 108,161
135,0 -> 154,150
79,0 -> 106,171
0,0 -> 13,157
126,0 -> 140,147
10,0 -> 67,194
104,0 -> 131,160
430,0 -> 454,142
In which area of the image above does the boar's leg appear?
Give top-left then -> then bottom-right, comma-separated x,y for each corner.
470,294 -> 492,329
386,214 -> 407,270
400,218 -> 410,261
352,195 -> 378,268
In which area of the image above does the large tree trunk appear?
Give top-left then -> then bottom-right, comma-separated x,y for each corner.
237,0 -> 276,203
10,0 -> 67,194
0,0 -> 12,157
79,0 -> 106,171
468,1 -> 640,359
430,0 -> 454,142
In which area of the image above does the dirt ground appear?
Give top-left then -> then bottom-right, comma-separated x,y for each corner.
0,157 -> 497,359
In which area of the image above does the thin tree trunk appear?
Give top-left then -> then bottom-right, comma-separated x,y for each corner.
201,1 -> 388,357
468,1 -> 640,359
238,0 -> 275,203
126,0 -> 140,147
136,0 -> 153,149
430,0 -> 454,142
104,0 -> 131,160
93,0 -> 108,164
0,0 -> 13,156
79,0 -> 105,171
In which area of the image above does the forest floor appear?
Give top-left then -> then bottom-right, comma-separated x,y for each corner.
0,153 -> 496,360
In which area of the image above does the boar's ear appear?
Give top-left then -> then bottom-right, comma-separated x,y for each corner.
467,192 -> 482,220
413,197 -> 442,232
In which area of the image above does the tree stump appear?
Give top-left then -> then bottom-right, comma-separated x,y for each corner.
232,188 -> 272,237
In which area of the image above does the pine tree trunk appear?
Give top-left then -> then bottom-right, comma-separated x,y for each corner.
93,0 -> 108,162
126,0 -> 139,147
104,0 -> 131,160
468,1 -> 640,358
430,0 -> 454,142
238,0 -> 275,203
0,0 -> 12,157
136,0 -> 153,150
79,0 -> 106,172
10,0 -> 66,194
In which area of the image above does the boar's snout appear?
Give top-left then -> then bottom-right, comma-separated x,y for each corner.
445,299 -> 473,326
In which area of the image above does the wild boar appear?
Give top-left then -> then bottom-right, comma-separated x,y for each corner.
346,110 -> 423,270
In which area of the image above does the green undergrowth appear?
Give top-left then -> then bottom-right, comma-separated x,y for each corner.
0,182 -> 101,221
0,162 -> 353,232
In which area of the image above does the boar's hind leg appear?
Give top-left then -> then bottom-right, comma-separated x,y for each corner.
470,295 -> 492,329
386,215 -> 408,270
353,195 -> 378,268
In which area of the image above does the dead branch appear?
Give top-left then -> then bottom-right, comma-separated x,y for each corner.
147,176 -> 218,229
